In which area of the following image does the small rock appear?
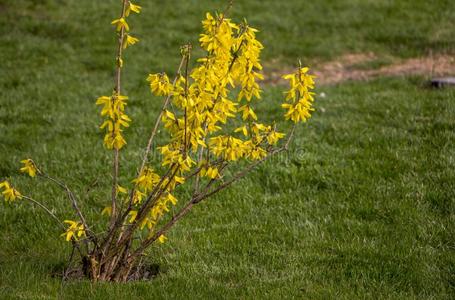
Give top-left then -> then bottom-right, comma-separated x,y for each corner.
430,77 -> 455,88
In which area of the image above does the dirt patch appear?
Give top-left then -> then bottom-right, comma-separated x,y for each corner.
55,262 -> 163,282
265,53 -> 455,86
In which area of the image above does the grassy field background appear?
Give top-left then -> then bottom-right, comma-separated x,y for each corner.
1,0 -> 454,299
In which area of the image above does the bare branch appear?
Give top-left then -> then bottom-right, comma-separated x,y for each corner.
39,174 -> 90,234
22,195 -> 64,230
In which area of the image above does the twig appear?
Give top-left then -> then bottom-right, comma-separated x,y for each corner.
183,44 -> 191,157
62,245 -> 76,283
39,174 -> 93,240
22,195 -> 64,230
110,0 -> 129,230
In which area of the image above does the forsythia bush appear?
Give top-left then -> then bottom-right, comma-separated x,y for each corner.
1,1 -> 315,282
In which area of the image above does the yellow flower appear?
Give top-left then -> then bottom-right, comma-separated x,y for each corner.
234,126 -> 248,137
117,57 -> 124,68
132,190 -> 146,204
117,185 -> 128,195
205,167 -> 219,179
0,181 -> 22,203
112,132 -> 127,150
158,234 -> 167,244
147,73 -> 172,96
248,146 -> 267,160
101,206 -> 112,216
267,130 -> 285,145
111,18 -> 129,32
128,210 -> 138,223
238,105 -> 258,121
96,94 -> 131,150
61,220 -> 85,242
282,67 -> 316,123
20,159 -> 39,177
123,34 -> 139,49
165,193 -> 178,206
133,167 -> 160,193
125,1 -> 142,16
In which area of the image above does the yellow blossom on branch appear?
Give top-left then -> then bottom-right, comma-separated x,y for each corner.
132,190 -> 146,204
234,125 -> 248,137
205,167 -> 219,179
238,105 -> 258,121
61,220 -> 85,242
117,185 -> 128,195
158,234 -> 167,244
96,94 -> 131,150
147,73 -> 172,96
0,181 -> 22,203
125,1 -> 142,16
123,34 -> 139,49
267,130 -> 286,145
20,159 -> 39,177
282,67 -> 316,123
128,210 -> 138,223
111,18 -> 130,32
132,167 -> 161,193
101,206 -> 112,216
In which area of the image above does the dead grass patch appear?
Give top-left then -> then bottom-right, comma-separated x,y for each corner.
265,53 -> 455,86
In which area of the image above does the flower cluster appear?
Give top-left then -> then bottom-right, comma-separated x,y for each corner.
96,94 -> 131,149
20,159 -> 39,177
111,1 -> 141,49
128,163 -> 184,235
148,13 -> 273,160
147,73 -> 172,96
282,67 -> 316,123
128,191 -> 178,232
61,220 -> 85,241
133,12 -> 302,237
0,181 -> 21,203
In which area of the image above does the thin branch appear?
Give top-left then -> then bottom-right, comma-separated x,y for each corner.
284,124 -> 296,150
183,45 -> 191,157
195,149 -> 285,203
62,245 -> 76,283
130,199 -> 194,257
39,174 -> 90,233
22,195 -> 64,230
110,0 -> 129,230
222,0 -> 234,18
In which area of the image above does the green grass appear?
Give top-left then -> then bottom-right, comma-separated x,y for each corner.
1,0 -> 455,299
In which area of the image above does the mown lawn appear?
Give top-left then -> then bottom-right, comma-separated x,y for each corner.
0,0 -> 454,299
